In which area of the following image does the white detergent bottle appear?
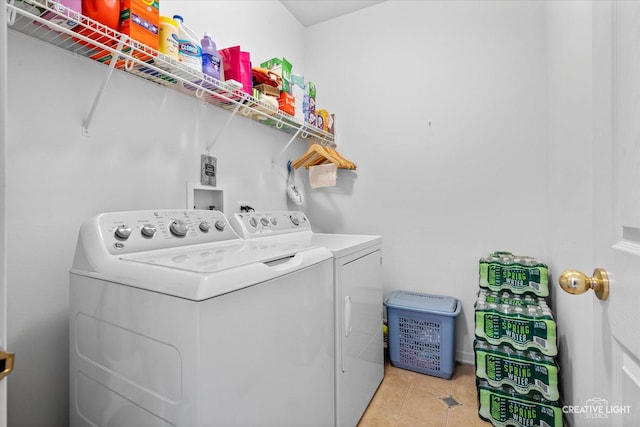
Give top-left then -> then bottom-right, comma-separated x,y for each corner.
172,15 -> 202,73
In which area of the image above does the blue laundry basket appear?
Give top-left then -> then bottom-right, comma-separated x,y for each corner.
385,290 -> 461,379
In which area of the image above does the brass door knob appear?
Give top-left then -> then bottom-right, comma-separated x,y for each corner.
0,350 -> 14,381
558,268 -> 609,300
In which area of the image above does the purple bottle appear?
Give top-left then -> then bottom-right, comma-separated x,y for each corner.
201,32 -> 222,81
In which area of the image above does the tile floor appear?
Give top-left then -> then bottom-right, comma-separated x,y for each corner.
357,357 -> 492,427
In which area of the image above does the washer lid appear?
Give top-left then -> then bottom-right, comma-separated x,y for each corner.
72,243 -> 332,301
120,240 -> 312,273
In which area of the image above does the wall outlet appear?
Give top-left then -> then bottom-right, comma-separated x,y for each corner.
237,200 -> 252,212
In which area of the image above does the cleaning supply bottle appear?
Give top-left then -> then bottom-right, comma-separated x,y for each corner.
82,0 -> 120,30
159,16 -> 180,61
73,0 -> 119,48
172,15 -> 202,73
201,32 -> 221,81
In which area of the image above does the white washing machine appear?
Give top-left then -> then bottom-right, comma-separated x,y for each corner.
69,209 -> 335,427
230,211 -> 384,427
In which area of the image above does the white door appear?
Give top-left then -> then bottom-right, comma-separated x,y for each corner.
588,1 -> 640,425
0,1 -> 8,426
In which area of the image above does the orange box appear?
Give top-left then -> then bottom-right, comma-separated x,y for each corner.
119,0 -> 159,61
278,92 -> 295,116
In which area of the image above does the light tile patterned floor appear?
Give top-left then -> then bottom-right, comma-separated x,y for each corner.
358,358 -> 492,427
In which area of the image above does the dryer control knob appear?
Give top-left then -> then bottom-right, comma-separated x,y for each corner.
141,224 -> 157,238
114,224 -> 132,240
199,221 -> 211,232
248,217 -> 258,228
290,215 -> 300,226
260,217 -> 270,227
270,217 -> 278,226
169,220 -> 189,237
214,220 -> 226,231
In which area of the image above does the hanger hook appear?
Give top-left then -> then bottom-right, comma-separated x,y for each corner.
124,57 -> 135,71
7,0 -> 16,25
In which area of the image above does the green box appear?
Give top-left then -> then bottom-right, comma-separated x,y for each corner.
260,57 -> 292,93
479,251 -> 549,297
478,381 -> 563,427
474,291 -> 557,356
306,81 -> 317,99
474,340 -> 560,401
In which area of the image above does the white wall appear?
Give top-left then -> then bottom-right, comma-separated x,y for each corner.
545,2 -> 595,424
6,2 -> 304,426
161,0 -> 306,73
302,0 -> 549,364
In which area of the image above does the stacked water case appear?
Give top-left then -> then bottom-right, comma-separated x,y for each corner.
474,251 -> 564,427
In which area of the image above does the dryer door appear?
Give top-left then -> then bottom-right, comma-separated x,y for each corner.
338,250 -> 384,427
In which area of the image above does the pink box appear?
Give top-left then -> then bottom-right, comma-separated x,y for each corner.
38,0 -> 82,30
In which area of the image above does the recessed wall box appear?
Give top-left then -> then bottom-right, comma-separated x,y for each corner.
187,182 -> 224,212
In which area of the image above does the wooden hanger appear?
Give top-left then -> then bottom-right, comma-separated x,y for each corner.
291,144 -> 356,170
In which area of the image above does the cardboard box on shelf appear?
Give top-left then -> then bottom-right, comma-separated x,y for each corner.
119,0 -> 159,61
317,109 -> 329,131
306,111 -> 316,127
278,92 -> 295,116
260,57 -> 292,93
306,81 -> 316,99
291,74 -> 305,122
254,84 -> 280,98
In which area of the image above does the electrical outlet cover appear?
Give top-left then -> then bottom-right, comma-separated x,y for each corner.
201,155 -> 217,186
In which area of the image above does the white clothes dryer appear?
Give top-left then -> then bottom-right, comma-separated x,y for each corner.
231,211 -> 384,427
69,209 -> 335,427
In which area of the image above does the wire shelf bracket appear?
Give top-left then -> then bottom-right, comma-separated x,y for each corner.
272,126 -> 305,167
82,35 -> 126,136
205,102 -> 242,154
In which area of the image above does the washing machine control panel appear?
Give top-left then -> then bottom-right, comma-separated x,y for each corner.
94,210 -> 241,255
230,211 -> 310,239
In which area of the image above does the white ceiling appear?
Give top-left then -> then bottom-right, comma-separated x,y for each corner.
280,0 -> 385,27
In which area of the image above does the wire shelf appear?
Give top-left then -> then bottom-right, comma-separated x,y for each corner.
6,0 -> 335,146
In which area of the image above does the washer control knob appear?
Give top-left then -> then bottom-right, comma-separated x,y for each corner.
248,217 -> 258,228
199,221 -> 211,232
260,217 -> 270,227
169,220 -> 189,237
141,224 -> 157,238
114,224 -> 132,240
270,217 -> 278,226
290,215 -> 300,226
214,220 -> 226,231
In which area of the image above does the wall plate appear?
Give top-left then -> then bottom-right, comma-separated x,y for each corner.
201,155 -> 217,186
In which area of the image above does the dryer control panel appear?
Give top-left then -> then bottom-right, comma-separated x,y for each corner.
89,210 -> 241,255
230,211 -> 311,239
